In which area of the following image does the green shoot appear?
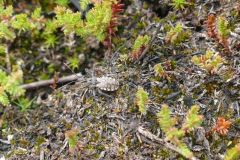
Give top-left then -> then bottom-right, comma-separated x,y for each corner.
157,104 -> 176,133
15,97 -> 34,112
44,34 -> 58,48
131,35 -> 150,60
182,105 -> 203,132
55,0 -> 69,6
65,128 -> 79,154
217,16 -> 230,39
84,2 -> 112,41
157,104 -> 203,159
171,0 -> 189,10
68,54 -> 80,70
132,35 -> 150,53
192,50 -> 224,74
165,23 -> 190,45
0,65 -> 25,106
135,87 -> 149,115
224,143 -> 240,160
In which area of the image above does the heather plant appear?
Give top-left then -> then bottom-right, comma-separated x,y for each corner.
154,63 -> 165,77
165,23 -> 190,45
0,1 -> 122,52
205,14 -> 231,52
0,0 -> 124,107
135,87 -> 149,115
84,2 -> 112,41
216,16 -> 231,52
217,16 -> 230,39
130,35 -> 150,60
157,104 -> 203,159
192,50 -> 225,74
154,63 -> 172,81
0,64 -> 25,106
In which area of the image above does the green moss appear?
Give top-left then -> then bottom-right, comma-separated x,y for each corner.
153,148 -> 171,159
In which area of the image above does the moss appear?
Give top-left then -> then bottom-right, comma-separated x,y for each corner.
202,82 -> 218,94
153,148 -> 171,159
34,136 -> 45,153
19,138 -> 30,148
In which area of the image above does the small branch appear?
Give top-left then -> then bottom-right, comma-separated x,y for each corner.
21,73 -> 82,90
70,0 -> 82,11
137,126 -> 198,160
230,31 -> 240,41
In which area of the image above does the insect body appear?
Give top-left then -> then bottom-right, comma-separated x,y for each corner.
96,76 -> 119,91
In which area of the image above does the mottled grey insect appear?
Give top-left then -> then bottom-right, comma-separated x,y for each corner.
96,76 -> 119,91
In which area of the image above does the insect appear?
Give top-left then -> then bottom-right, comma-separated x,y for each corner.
61,63 -> 120,100
96,76 -> 119,91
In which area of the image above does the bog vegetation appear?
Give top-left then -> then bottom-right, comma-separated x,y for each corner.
0,0 -> 239,159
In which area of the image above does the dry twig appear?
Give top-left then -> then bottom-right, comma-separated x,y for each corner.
137,126 -> 198,160
21,73 -> 82,90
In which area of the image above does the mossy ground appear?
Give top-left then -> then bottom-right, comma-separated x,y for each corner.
0,0 -> 240,159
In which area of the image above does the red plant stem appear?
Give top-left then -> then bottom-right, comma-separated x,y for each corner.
104,1 -> 124,57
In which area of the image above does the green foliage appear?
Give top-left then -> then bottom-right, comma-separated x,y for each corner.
65,129 -> 79,153
136,87 -> 149,115
15,97 -> 34,112
85,2 -> 112,41
31,7 -> 44,30
0,1 -> 120,107
157,104 -> 176,133
217,16 -> 230,39
0,66 -> 25,106
224,144 -> 240,160
68,54 -> 80,70
166,127 -> 185,141
157,104 -> 203,159
165,23 -> 190,45
0,5 -> 13,19
44,34 -> 58,48
154,63 -> 165,77
182,105 -> 203,132
0,1 -> 117,44
0,22 -> 15,40
0,44 -> 6,55
31,7 -> 42,20
192,50 -> 224,74
80,0 -> 91,10
54,6 -> 84,35
10,14 -> 33,31
68,133 -> 78,150
171,0 -> 189,10
0,89 -> 9,107
44,20 -> 58,34
132,35 -> 150,52
55,0 -> 69,6
178,143 -> 194,159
